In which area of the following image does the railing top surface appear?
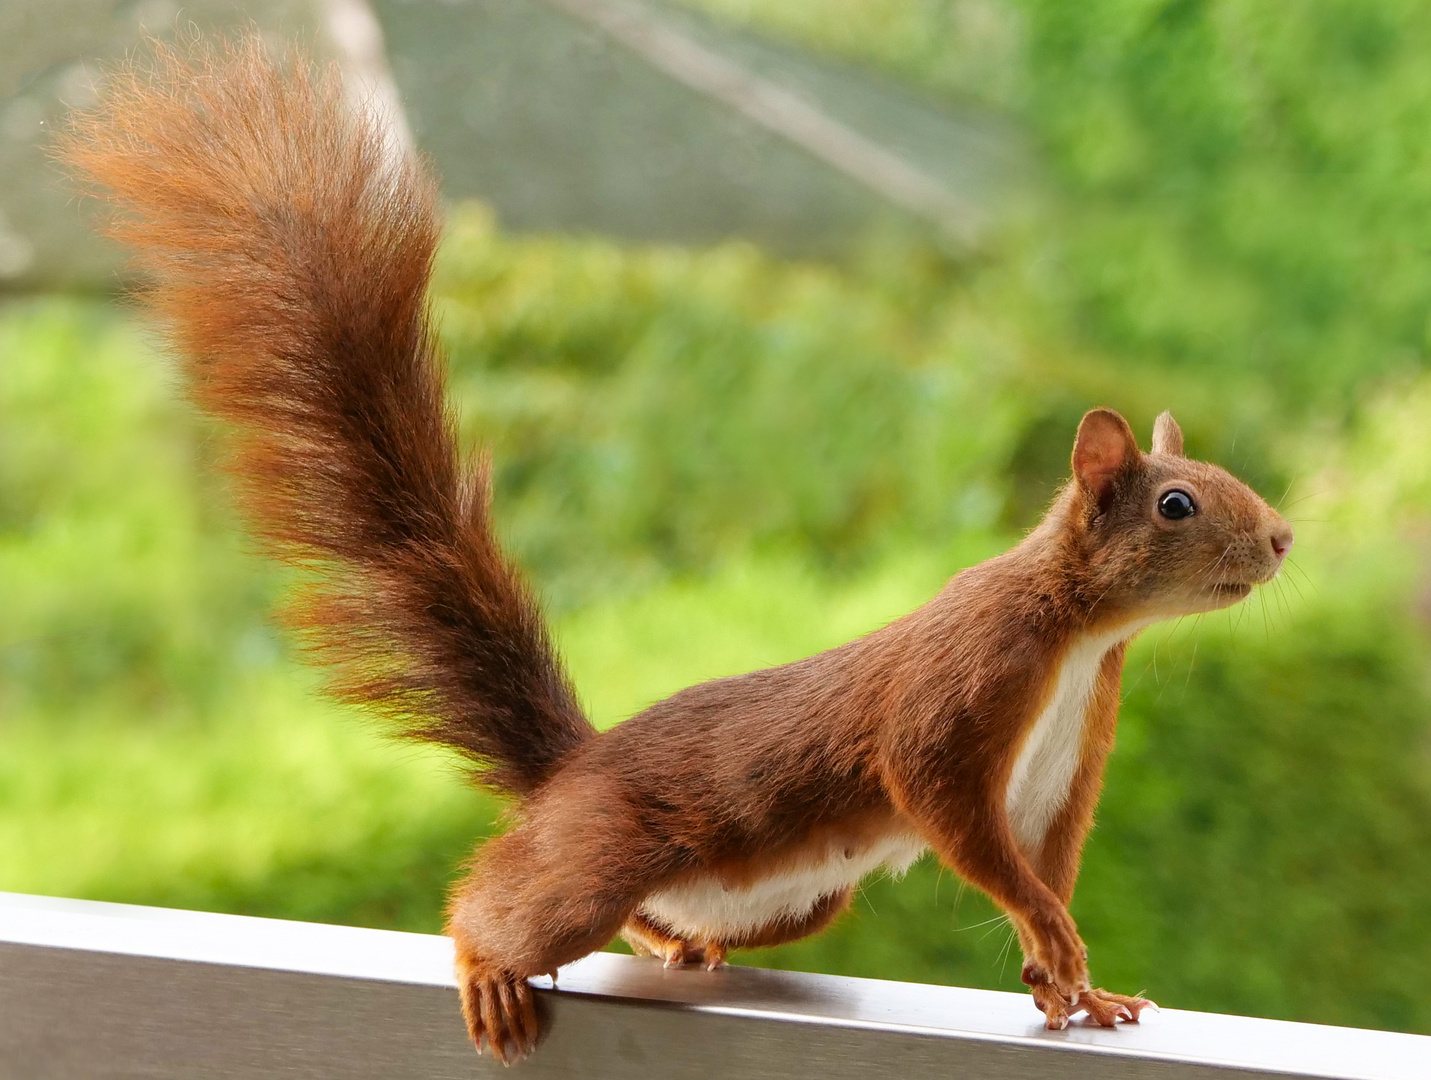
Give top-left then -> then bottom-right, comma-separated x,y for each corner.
2,890 -> 1429,1080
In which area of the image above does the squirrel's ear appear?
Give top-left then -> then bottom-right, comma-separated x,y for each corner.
1073,408 -> 1139,508
1152,410 -> 1184,457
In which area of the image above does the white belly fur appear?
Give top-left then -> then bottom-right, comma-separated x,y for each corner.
1004,620 -> 1151,852
639,832 -> 927,941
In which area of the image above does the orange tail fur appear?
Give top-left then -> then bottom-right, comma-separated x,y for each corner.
60,37 -> 591,797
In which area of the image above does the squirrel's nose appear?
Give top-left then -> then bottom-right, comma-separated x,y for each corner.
1270,524 -> 1294,559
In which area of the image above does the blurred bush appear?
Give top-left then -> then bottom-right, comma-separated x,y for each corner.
435,206 -> 1024,598
0,300 -> 496,927
682,0 -> 1431,418
0,303 -> 273,717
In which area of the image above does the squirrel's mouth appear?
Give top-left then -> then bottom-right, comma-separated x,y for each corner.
1211,581 -> 1254,600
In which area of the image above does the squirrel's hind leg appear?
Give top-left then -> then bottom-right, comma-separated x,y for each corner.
446,787 -> 673,1062
621,886 -> 856,974
621,911 -> 717,968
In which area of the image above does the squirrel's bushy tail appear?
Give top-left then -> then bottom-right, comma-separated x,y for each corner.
61,36 -> 592,798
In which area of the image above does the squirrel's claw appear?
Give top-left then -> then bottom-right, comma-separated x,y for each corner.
659,939 -> 730,969
662,942 -> 689,968
460,969 -> 539,1063
1031,979 -> 1071,1029
1025,962 -> 1150,1030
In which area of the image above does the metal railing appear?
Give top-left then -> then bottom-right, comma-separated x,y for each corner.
2,890 -> 1427,1078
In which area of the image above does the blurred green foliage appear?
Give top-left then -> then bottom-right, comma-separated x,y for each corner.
684,0 -> 1431,411
8,0 -> 1431,1040
0,305 -> 272,716
436,207 -> 1023,597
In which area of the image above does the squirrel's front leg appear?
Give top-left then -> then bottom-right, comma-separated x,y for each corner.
1016,654 -> 1153,1028
1014,803 -> 1100,1029
898,787 -> 1091,1007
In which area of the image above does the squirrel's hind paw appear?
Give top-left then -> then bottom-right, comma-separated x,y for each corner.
460,970 -> 539,1063
660,941 -> 728,969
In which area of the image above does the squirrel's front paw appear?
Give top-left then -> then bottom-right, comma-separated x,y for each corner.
1025,971 -> 1072,1030
1023,963 -> 1154,1030
1026,913 -> 1089,1004
1077,987 -> 1156,1027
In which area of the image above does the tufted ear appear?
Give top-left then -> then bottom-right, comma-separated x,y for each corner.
1152,410 -> 1184,457
1072,408 -> 1140,509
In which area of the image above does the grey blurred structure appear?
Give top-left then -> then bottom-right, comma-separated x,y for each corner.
0,0 -> 1029,290
0,0 -> 410,289
5,891 -> 1431,1079
378,0 -> 1024,253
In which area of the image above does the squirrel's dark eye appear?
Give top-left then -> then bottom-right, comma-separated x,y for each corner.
1158,489 -> 1196,520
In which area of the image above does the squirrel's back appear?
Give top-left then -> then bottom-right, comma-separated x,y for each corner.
61,36 -> 592,797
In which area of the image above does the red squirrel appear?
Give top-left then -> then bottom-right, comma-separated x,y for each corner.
63,38 -> 1293,1063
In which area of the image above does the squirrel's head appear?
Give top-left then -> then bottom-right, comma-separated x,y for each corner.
1058,407 -> 1293,619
